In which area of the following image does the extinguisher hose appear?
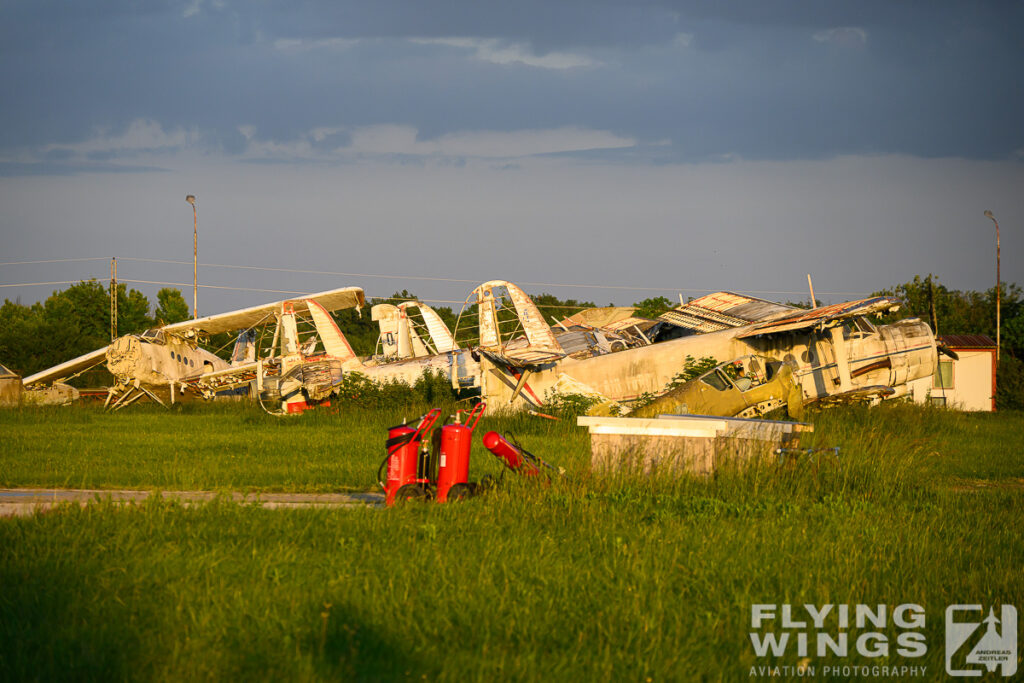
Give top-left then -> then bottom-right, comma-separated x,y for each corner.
377,432 -> 416,491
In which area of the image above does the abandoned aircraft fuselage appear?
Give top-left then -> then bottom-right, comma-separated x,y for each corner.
479,314 -> 937,410
106,330 -> 229,387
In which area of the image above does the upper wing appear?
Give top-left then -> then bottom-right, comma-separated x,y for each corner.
736,296 -> 901,338
162,286 -> 365,337
22,346 -> 109,386
658,292 -> 799,334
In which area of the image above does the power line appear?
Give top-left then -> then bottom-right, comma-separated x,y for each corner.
111,257 -> 871,297
2,255 -> 874,297
0,257 -> 108,266
0,280 -> 83,288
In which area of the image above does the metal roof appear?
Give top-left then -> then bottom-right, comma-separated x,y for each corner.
937,334 -> 997,349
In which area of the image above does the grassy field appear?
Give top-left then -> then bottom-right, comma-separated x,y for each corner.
1,402 -> 1022,681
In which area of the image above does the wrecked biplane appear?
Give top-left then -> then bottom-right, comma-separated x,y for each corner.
475,290 -> 943,416
371,301 -> 459,360
22,286 -> 366,412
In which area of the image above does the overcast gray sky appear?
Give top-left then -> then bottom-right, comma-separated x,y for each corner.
2,1 -> 1022,314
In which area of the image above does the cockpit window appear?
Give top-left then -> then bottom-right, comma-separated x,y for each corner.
700,369 -> 731,391
842,317 -> 877,340
140,329 -> 166,344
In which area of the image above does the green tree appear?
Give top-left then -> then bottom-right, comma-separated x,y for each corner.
531,293 -> 597,325
872,274 -> 1022,346
154,288 -> 191,325
0,279 -> 152,383
118,285 -> 153,334
632,296 -> 673,319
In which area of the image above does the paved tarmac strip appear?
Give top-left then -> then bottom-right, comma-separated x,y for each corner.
0,488 -> 385,517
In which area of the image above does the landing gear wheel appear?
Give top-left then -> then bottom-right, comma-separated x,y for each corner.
395,483 -> 432,503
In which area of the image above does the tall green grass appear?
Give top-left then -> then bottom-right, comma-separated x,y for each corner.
1,403 -> 1021,680
0,402 -> 586,492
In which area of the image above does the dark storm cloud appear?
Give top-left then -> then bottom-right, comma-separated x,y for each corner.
1,1 -> 1022,165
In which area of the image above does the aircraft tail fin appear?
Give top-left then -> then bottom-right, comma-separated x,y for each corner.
231,329 -> 257,365
472,280 -> 564,366
306,300 -> 363,371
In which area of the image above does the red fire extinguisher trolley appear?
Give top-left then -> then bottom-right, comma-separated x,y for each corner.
379,409 -> 441,506
436,402 -> 486,502
482,431 -> 564,478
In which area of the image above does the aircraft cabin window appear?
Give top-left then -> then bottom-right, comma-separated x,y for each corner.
701,369 -> 731,392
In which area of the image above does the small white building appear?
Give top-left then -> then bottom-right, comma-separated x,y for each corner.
931,335 -> 997,411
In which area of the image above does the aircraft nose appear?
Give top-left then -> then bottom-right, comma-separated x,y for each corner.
106,336 -> 142,381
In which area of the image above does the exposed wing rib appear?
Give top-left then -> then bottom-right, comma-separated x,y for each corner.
736,297 -> 901,338
162,286 -> 365,337
22,346 -> 109,386
658,292 -> 798,333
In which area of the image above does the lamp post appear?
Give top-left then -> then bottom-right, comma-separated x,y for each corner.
984,210 -> 1000,363
186,194 -> 198,319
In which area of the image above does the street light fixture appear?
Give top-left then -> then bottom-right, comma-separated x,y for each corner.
186,194 -> 198,319
984,209 -> 1000,363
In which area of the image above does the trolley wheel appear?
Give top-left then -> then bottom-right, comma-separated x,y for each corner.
395,483 -> 432,503
446,482 -> 476,501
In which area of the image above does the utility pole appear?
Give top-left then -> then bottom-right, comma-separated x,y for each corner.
186,194 -> 198,319
984,210 -> 1001,363
927,274 -> 938,335
110,256 -> 118,341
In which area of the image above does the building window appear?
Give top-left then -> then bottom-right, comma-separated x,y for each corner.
933,360 -> 954,389
930,396 -> 947,407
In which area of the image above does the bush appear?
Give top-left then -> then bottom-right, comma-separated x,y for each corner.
996,354 -> 1024,411
333,369 -> 459,411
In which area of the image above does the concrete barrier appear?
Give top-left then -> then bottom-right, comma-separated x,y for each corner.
577,414 -> 812,475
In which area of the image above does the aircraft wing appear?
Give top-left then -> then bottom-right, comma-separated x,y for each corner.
162,286 -> 365,337
736,296 -> 901,339
658,292 -> 799,333
22,346 -> 109,386
809,385 -> 896,407
182,360 -> 273,393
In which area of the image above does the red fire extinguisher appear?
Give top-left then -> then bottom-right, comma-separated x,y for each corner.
436,402 -> 486,502
379,409 -> 441,506
481,431 -> 542,477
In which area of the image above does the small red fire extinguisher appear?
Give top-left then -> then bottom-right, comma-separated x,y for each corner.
436,402 -> 486,502
379,409 -> 441,506
482,431 -> 541,477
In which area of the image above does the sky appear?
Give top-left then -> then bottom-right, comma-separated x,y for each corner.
1,0 -> 1022,316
